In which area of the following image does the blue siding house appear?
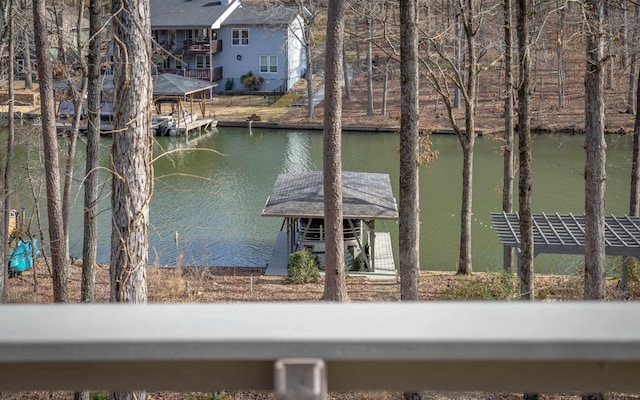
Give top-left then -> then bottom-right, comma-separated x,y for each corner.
150,0 -> 306,92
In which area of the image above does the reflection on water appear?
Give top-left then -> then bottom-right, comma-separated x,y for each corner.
6,128 -> 634,273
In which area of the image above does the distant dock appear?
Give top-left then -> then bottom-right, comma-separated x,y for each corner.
170,118 -> 217,136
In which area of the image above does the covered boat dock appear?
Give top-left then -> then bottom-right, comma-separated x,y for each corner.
261,171 -> 399,278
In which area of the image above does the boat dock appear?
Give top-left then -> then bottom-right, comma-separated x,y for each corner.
265,231 -> 397,279
170,118 -> 217,136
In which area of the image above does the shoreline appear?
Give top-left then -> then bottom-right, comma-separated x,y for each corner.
2,111 -> 634,135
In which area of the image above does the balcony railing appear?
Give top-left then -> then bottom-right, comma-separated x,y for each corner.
1,302 -> 639,396
155,66 -> 223,82
182,40 -> 222,55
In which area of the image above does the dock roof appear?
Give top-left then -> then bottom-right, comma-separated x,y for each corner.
261,171 -> 399,220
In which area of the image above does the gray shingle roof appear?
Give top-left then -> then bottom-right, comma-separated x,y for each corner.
261,171 -> 399,220
222,6 -> 298,26
150,0 -> 235,28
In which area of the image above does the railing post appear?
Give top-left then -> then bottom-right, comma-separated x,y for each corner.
274,358 -> 327,400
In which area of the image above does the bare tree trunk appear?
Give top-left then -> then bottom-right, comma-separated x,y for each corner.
622,67 -> 640,296
517,0 -> 534,300
110,0 -> 152,303
457,140 -> 474,275
343,43 -> 351,101
381,57 -> 389,116
1,3 -> 15,302
81,0 -> 105,303
322,0 -> 348,302
454,2 -> 461,109
626,2 -> 639,114
33,0 -> 68,303
366,14 -> 374,115
304,25 -> 314,119
503,0 -> 515,273
60,4 -> 88,265
604,0 -> 613,89
456,0 -> 477,276
584,0 -> 607,302
399,0 -> 419,301
354,16 -> 361,74
109,2 -> 152,396
556,0 -> 565,109
110,0 -> 152,393
21,0 -> 32,89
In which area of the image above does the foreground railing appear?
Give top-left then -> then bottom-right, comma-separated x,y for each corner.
1,303 -> 639,397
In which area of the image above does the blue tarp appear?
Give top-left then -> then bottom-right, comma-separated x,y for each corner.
8,237 -> 39,273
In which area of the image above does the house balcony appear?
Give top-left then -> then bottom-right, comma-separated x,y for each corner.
182,39 -> 222,55
156,66 -> 223,82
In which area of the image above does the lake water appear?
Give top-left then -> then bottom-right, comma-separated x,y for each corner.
8,127 -> 634,274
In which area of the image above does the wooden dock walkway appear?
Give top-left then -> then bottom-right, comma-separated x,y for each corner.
265,231 -> 397,279
174,118 -> 217,136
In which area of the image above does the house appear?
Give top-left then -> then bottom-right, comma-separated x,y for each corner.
150,0 -> 306,92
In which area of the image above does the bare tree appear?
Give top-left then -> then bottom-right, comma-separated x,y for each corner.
110,0 -> 152,300
420,0 -> 493,275
277,0 -> 320,119
58,3 -> 88,263
583,0 -> 607,302
322,0 -> 348,302
556,0 -> 565,108
1,0 -> 15,302
517,0 -> 534,301
623,69 -> 640,296
33,0 -> 69,302
343,43 -> 351,100
81,0 -> 106,303
109,0 -> 152,394
625,1 -> 639,114
366,8 -> 374,115
399,0 -> 420,301
502,0 -> 515,272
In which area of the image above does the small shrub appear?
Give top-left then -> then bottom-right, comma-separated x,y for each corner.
187,392 -> 232,400
352,254 -> 366,271
439,271 -> 517,300
225,78 -> 234,91
90,392 -> 109,400
240,71 -> 264,89
287,250 -> 320,284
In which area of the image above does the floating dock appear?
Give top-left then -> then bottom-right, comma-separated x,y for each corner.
170,118 -> 217,136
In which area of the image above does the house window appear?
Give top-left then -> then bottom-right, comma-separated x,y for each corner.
187,29 -> 209,42
232,28 -> 249,46
260,55 -> 278,73
195,55 -> 210,69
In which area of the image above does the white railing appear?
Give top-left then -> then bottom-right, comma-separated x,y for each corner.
1,303 -> 639,395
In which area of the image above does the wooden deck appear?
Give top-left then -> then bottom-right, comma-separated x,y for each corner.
172,118 -> 217,136
265,231 -> 397,279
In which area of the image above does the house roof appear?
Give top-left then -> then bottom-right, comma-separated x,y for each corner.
261,171 -> 399,220
150,0 -> 237,28
222,6 -> 298,26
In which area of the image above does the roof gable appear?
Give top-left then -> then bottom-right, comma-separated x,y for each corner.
221,6 -> 298,26
150,0 -> 238,28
